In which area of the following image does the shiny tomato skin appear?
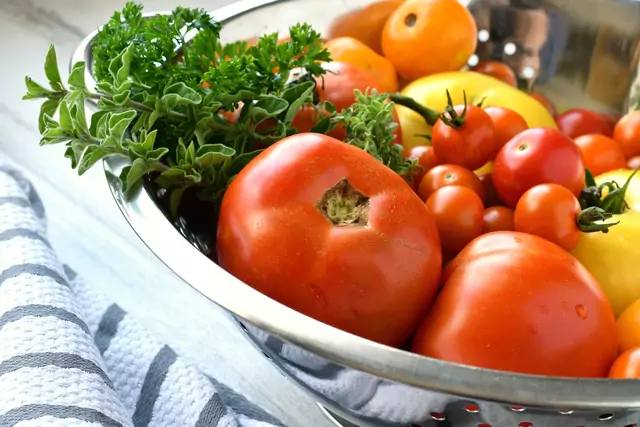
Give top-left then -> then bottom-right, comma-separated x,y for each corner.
432,105 -> 496,171
616,299 -> 640,353
574,134 -> 626,177
478,172 -> 502,207
514,184 -> 581,251
482,206 -> 514,233
413,231 -> 619,377
426,185 -> 484,256
483,106 -> 528,155
217,133 -> 442,347
609,348 -> 640,379
492,128 -> 586,208
418,164 -> 484,202
405,145 -> 439,190
472,61 -> 517,86
613,110 -> 640,159
316,61 -> 381,112
556,108 -> 613,139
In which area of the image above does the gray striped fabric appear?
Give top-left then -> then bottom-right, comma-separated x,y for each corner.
0,163 -> 284,427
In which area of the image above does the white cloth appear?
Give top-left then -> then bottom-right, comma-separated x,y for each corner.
0,163 -> 284,427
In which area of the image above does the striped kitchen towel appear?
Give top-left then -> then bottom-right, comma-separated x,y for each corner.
0,163 -> 284,427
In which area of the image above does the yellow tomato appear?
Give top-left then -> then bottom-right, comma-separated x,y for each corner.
474,161 -> 493,176
617,299 -> 640,352
396,71 -> 558,149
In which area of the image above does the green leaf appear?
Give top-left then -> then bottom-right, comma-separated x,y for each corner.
195,144 -> 235,168
225,149 -> 264,177
58,101 -> 73,132
585,168 -> 597,188
250,96 -> 288,123
78,145 -> 111,175
146,147 -> 169,161
309,116 -> 333,134
282,81 -> 315,123
156,167 -> 202,188
68,61 -> 87,90
141,129 -> 158,151
161,82 -> 202,109
23,77 -> 54,100
124,157 -> 150,193
64,146 -> 78,168
112,90 -> 131,106
109,44 -> 135,86
108,110 -> 137,142
169,187 -> 186,219
38,98 -> 62,133
44,45 -> 64,91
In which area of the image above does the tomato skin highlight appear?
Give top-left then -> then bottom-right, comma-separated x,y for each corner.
217,133 -> 442,347
482,206 -> 514,233
418,164 -> 484,203
514,184 -> 582,252
609,348 -> 640,379
614,110 -> 640,159
493,128 -> 586,208
556,108 -> 613,138
413,231 -> 619,377
574,134 -> 626,177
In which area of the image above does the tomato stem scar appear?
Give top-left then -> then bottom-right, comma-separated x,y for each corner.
316,178 -> 370,226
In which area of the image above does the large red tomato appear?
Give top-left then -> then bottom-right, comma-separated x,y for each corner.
316,61 -> 381,111
555,108 -> 613,138
412,232 -> 618,377
493,128 -> 585,208
217,133 -> 443,347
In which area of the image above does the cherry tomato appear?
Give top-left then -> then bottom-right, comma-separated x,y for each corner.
326,0 -> 405,54
614,110 -> 640,159
556,108 -> 613,139
478,172 -> 503,207
471,61 -> 517,87
405,145 -> 439,190
609,348 -> 640,379
432,104 -> 496,171
412,231 -> 618,377
628,156 -> 640,170
217,133 -> 442,347
381,0 -> 477,80
483,106 -> 528,155
426,185 -> 484,255
316,61 -> 381,112
514,184 -> 581,251
418,164 -> 485,202
493,128 -> 586,208
482,206 -> 514,233
530,93 -> 557,117
616,299 -> 640,353
574,134 -> 626,176
325,36 -> 399,93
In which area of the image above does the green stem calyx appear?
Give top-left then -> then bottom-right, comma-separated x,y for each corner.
438,89 -> 468,129
316,178 -> 370,227
388,93 -> 440,126
576,206 -> 619,233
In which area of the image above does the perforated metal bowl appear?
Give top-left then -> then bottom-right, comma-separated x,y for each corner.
72,1 -> 640,426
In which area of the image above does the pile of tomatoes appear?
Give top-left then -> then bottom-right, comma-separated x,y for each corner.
216,0 -> 640,380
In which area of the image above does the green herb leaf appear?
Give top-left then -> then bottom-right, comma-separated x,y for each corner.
195,144 -> 235,168
23,77 -> 54,100
282,81 -> 315,124
68,62 -> 88,91
78,145 -> 111,175
44,45 -> 64,91
38,98 -> 62,133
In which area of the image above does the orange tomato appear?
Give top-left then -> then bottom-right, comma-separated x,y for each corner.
471,61 -> 517,87
482,206 -> 514,233
574,134 -> 626,177
609,348 -> 640,379
418,164 -> 484,203
326,0 -> 405,54
325,37 -> 399,93
614,110 -> 640,159
381,0 -> 477,80
617,299 -> 640,353
405,145 -> 439,190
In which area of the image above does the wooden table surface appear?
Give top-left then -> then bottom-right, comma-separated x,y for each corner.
0,1 -> 338,425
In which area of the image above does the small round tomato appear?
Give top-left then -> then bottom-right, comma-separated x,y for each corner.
290,105 -> 348,141
556,108 -> 613,139
413,231 -> 619,377
218,133 -> 442,347
316,61 -> 381,111
530,93 -> 557,117
574,134 -> 626,176
493,128 -> 586,208
381,0 -> 477,80
614,110 -> 640,159
426,185 -> 484,255
609,348 -> 640,379
432,104 -> 496,171
616,299 -> 640,353
471,61 -> 517,87
628,156 -> 640,170
418,164 -> 484,202
484,106 -> 528,155
482,206 -> 514,233
514,184 -> 581,251
405,145 -> 439,190
478,172 -> 503,207
325,36 -> 399,93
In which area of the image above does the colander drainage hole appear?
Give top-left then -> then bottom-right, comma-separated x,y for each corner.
477,424 -> 491,427
430,412 -> 446,421
598,413 -> 614,421
465,404 -> 480,413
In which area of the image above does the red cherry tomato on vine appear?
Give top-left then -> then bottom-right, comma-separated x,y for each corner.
483,106 -> 528,155
514,184 -> 582,251
405,145 -> 439,190
493,128 -> 585,208
426,185 -> 484,255
432,104 -> 496,170
609,348 -> 640,379
574,134 -> 626,176
614,110 -> 640,159
482,206 -> 514,233
556,108 -> 613,138
418,164 -> 484,203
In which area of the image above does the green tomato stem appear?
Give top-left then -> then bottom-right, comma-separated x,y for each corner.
576,206 -> 619,234
388,93 -> 440,126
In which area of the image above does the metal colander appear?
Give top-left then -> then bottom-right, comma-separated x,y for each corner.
70,0 -> 640,425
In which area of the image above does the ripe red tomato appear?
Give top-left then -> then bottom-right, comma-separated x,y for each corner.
514,184 -> 582,251
418,164 -> 484,203
478,172 -> 502,207
493,128 -> 586,208
556,108 -> 613,139
412,231 -> 619,377
432,104 -> 496,170
217,133 -> 442,347
290,105 -> 348,140
483,107 -> 528,155
482,206 -> 514,233
316,61 -> 381,111
405,145 -> 439,190
609,348 -> 640,379
613,110 -> 640,159
426,186 -> 484,255
472,61 -> 517,87
574,134 -> 626,176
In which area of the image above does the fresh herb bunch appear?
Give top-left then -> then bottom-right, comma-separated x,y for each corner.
23,2 -> 414,218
